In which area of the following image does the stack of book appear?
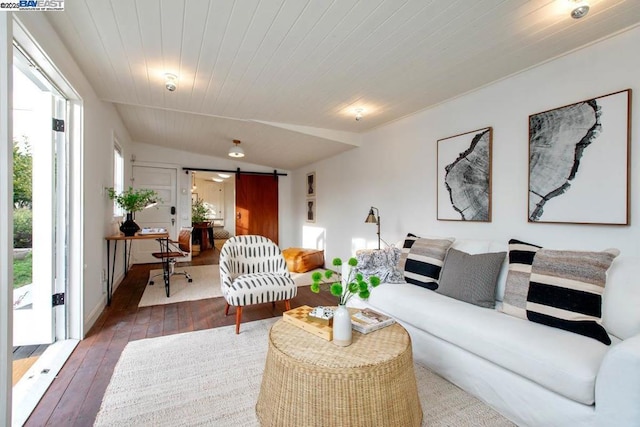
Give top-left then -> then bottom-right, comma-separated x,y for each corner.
351,308 -> 395,334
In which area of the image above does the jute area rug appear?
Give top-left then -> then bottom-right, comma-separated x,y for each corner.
139,265 -> 327,308
94,318 -> 514,427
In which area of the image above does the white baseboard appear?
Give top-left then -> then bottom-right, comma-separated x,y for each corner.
84,271 -> 123,335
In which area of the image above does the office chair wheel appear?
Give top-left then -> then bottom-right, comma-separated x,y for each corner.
149,280 -> 154,285
188,278 -> 193,283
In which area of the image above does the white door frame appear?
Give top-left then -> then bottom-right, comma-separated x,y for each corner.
11,16 -> 83,344
0,12 -> 14,427
5,16 -> 84,426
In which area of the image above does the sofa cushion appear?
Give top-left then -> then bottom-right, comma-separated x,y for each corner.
226,273 -> 297,306
355,247 -> 405,283
437,249 -> 506,308
527,248 -> 619,345
365,282 -> 609,405
397,234 -> 454,290
502,239 -> 542,318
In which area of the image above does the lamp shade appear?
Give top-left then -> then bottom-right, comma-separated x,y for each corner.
365,206 -> 381,250
228,139 -> 245,158
365,209 -> 377,223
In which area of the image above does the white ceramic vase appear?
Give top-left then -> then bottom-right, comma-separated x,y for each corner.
332,304 -> 352,347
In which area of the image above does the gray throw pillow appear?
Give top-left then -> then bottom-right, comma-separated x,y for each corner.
437,248 -> 507,308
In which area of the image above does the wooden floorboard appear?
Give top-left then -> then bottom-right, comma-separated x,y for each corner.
24,246 -> 336,425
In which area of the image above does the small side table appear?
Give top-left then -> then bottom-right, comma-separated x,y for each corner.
256,319 -> 422,427
192,222 -> 213,250
104,232 -> 168,306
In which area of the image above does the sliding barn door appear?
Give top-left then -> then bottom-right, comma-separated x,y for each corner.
235,175 -> 279,244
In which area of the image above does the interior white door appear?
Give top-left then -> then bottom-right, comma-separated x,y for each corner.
132,165 -> 177,264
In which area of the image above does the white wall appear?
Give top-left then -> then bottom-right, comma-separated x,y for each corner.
15,13 -> 136,334
292,26 -> 640,262
132,142 -> 294,246
193,178 -> 224,220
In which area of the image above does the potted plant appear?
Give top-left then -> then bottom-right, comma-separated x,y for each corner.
311,258 -> 380,346
107,186 -> 159,236
191,198 -> 209,224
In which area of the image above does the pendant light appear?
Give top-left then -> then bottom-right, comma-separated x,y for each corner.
228,139 -> 245,158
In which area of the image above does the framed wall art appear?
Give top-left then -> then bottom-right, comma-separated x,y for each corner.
306,199 -> 316,223
306,172 -> 316,197
437,127 -> 492,221
528,89 -> 631,224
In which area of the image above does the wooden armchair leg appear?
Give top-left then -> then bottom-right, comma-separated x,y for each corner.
235,306 -> 243,335
225,303 -> 230,316
285,300 -> 291,311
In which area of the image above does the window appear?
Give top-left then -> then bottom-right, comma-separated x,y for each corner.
113,141 -> 124,216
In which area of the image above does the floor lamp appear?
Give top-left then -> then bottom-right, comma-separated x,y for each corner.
365,206 -> 381,250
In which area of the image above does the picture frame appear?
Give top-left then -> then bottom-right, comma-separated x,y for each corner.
528,89 -> 631,225
437,127 -> 492,221
306,198 -> 316,223
306,172 -> 316,197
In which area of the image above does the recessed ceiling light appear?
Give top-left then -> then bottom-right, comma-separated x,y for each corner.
218,173 -> 231,179
212,178 -> 224,183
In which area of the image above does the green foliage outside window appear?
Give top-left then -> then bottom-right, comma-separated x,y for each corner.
13,138 -> 32,209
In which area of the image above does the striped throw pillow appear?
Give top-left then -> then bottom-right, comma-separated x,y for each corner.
526,248 -> 618,345
501,239 -> 542,319
398,234 -> 454,290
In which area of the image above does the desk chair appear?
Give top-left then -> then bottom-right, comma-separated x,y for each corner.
150,227 -> 193,297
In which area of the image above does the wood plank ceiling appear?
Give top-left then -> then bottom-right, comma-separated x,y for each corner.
44,0 -> 640,170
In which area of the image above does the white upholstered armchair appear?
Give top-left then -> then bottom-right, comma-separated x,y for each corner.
219,235 -> 297,334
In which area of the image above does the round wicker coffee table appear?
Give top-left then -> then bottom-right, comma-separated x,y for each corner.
255,319 -> 422,427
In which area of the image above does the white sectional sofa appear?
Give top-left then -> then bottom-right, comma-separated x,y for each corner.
353,238 -> 640,427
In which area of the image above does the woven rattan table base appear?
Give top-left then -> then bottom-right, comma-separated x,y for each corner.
256,319 -> 422,427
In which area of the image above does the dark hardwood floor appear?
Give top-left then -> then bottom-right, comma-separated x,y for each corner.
25,246 -> 335,426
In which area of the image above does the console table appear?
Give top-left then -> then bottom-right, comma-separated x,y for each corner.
256,319 -> 422,426
104,232 -> 168,306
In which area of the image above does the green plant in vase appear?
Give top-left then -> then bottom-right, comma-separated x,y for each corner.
311,257 -> 380,346
107,186 -> 160,236
191,198 -> 209,224
311,257 -> 381,304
